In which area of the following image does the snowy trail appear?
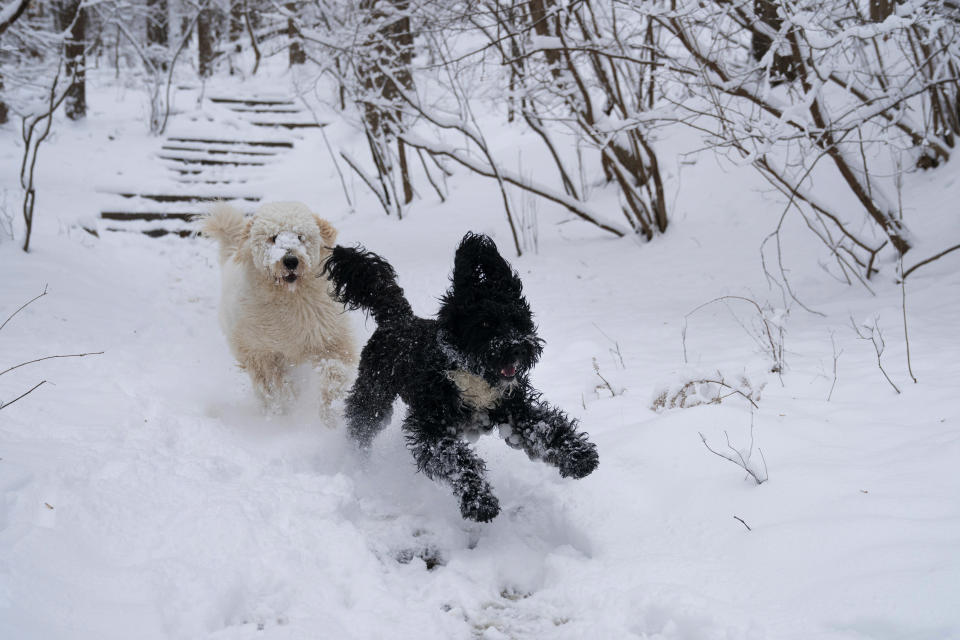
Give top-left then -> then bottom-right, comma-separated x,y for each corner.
2,67 -> 960,639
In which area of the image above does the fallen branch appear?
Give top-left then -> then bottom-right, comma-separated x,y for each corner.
0,351 -> 104,378
0,284 -> 47,332
0,380 -> 47,411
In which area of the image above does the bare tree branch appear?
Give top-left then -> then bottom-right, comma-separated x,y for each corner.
0,352 -> 104,378
0,380 -> 48,411
0,284 -> 48,333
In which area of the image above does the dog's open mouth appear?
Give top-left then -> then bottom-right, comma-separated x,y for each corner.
499,363 -> 518,379
283,273 -> 299,283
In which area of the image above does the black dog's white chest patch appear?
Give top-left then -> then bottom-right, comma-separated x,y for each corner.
445,369 -> 502,411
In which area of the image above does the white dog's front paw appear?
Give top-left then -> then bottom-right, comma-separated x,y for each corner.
316,359 -> 350,390
315,358 -> 353,424
258,381 -> 295,417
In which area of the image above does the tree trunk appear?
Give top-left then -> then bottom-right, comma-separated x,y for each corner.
230,0 -> 244,48
359,0 -> 413,134
146,0 -> 168,70
0,0 -> 31,38
197,5 -> 215,77
869,0 -> 895,21
58,0 -> 86,120
287,2 -> 305,65
528,0 -> 561,73
147,0 -> 168,46
0,73 -> 8,125
751,0 -> 796,82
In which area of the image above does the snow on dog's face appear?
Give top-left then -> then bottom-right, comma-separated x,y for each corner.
246,202 -> 338,290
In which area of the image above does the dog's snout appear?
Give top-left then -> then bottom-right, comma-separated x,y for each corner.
283,255 -> 299,270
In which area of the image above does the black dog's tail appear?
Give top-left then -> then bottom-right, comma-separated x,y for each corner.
322,245 -> 413,325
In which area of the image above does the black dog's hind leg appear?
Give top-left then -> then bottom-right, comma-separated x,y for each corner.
405,416 -> 500,522
344,367 -> 395,451
495,394 -> 599,479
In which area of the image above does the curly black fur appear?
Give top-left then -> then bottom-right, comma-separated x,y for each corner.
322,232 -> 599,522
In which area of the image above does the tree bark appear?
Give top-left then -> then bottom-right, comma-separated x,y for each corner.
146,0 -> 168,70
287,2 -> 305,65
0,73 -> 8,125
0,0 -> 30,37
58,0 -> 86,120
197,4 -> 215,77
869,0 -> 895,22
750,0 -> 796,81
146,0 -> 168,46
229,0 -> 244,53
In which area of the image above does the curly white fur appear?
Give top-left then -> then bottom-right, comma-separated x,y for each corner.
202,202 -> 356,416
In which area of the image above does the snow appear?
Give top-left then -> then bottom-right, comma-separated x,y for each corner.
264,231 -> 303,268
1,59 -> 960,640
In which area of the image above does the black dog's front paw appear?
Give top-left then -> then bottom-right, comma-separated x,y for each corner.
460,490 -> 501,522
558,440 -> 599,479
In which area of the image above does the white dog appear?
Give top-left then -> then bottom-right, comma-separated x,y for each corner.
203,202 -> 356,416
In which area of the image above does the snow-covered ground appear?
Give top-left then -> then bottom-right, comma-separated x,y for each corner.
1,63 -> 959,640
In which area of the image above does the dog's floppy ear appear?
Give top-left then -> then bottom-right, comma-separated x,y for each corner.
315,215 -> 338,247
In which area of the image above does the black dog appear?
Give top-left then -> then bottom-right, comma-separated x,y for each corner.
322,233 -> 598,522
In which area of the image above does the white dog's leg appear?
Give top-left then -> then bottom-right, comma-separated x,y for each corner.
243,351 -> 295,416
314,333 -> 356,424
314,357 -> 353,425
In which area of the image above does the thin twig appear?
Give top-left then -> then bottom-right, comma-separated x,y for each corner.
699,428 -> 768,485
0,380 -> 48,411
733,515 -> 752,531
828,333 -> 842,402
902,243 -> 960,279
900,258 -> 917,384
0,352 -> 103,378
592,358 -> 617,397
851,317 -> 900,394
0,284 -> 48,333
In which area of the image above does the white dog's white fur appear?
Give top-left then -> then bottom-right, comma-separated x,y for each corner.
203,201 -> 356,416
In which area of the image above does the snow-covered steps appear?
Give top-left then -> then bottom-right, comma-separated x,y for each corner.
99,193 -> 255,237
99,92 -> 315,239
98,192 -> 261,236
208,95 -> 324,129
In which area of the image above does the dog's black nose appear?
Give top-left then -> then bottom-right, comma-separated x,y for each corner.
283,255 -> 299,270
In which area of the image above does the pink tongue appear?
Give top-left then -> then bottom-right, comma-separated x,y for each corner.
501,365 -> 517,377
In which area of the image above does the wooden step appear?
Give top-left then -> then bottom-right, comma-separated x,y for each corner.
104,226 -> 194,239
101,211 -> 198,221
224,105 -> 303,114
158,154 -> 268,167
250,121 -> 323,129
166,136 -> 294,149
160,144 -> 279,157
174,179 -> 250,185
209,97 -> 296,107
108,193 -> 260,203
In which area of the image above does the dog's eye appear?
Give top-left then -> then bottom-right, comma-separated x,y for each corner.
269,235 -> 277,243
298,234 -> 304,242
